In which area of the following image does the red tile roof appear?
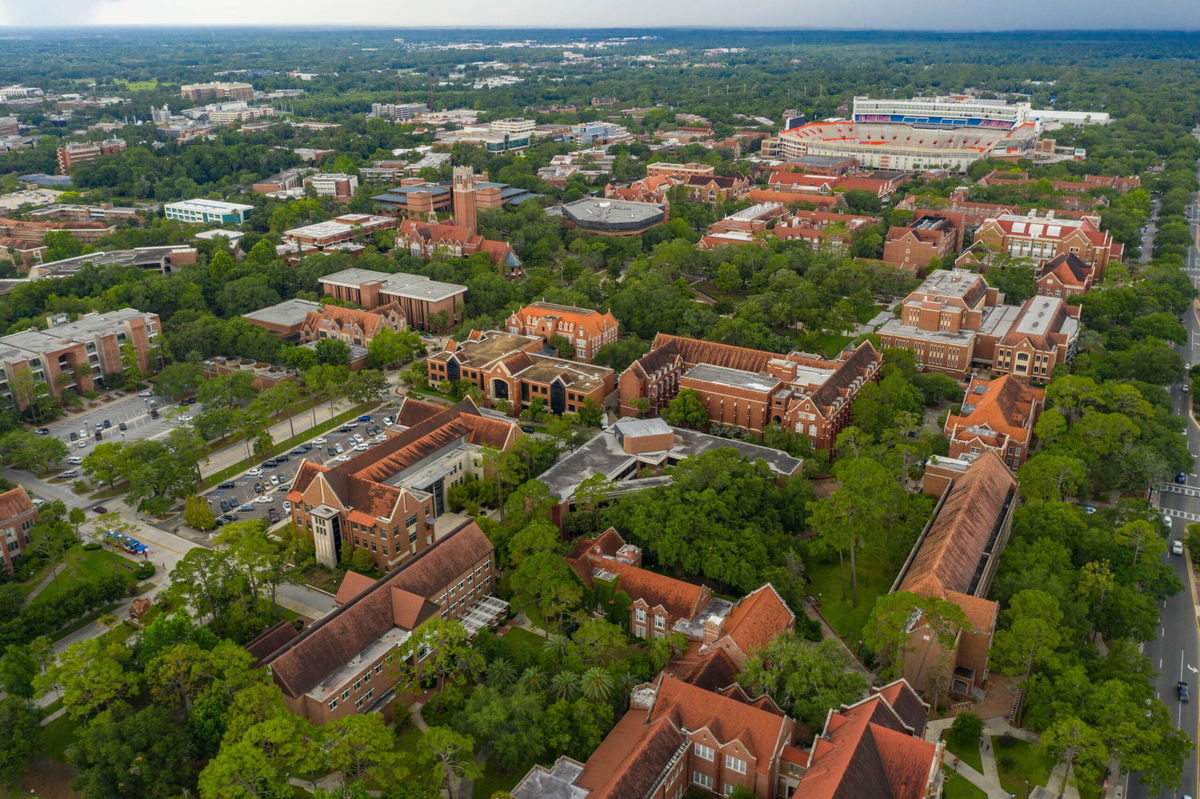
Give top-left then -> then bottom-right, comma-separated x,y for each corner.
0,485 -> 35,521
567,529 -> 709,621
944,375 -> 1044,447
576,711 -> 687,798
712,584 -> 795,658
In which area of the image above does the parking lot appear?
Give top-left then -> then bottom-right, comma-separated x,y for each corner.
48,392 -> 194,473
196,404 -> 400,532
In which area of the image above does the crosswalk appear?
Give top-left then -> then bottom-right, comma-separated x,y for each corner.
1161,506 -> 1200,522
1159,482 -> 1200,497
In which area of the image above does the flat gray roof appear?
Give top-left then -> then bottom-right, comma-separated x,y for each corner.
684,363 -> 780,394
1014,296 -> 1063,336
562,197 -> 664,225
915,269 -> 984,300
0,309 -> 153,359
318,268 -> 466,303
242,298 -> 321,328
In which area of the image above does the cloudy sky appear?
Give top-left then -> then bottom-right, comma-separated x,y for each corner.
0,0 -> 1197,29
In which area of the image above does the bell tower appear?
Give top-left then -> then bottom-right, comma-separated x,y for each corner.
452,166 -> 478,235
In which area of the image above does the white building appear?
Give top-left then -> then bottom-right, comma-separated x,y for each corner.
164,199 -> 254,225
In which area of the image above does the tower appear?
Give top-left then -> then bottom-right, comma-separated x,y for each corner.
452,166 -> 478,235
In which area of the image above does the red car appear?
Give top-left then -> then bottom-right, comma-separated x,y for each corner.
92,506 -> 107,514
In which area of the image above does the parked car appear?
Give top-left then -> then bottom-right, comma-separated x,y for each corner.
253,482 -> 264,494
247,468 -> 263,477
78,428 -> 87,439
35,427 -> 49,436
218,481 -> 236,489
1176,472 -> 1188,484
1082,505 -> 1097,514
334,443 -> 344,454
101,419 -> 112,430
238,504 -> 253,513
282,500 -> 292,512
1173,539 -> 1185,556
358,415 -> 372,423
520,425 -> 535,433
1179,681 -> 1190,703
118,422 -> 127,431
276,455 -> 290,463
67,456 -> 83,465
354,443 -> 368,451
267,508 -> 280,523
77,440 -> 88,449
92,506 -> 107,514
255,495 -> 271,504
150,409 -> 159,420
313,437 -> 328,445
327,446 -> 338,457
270,474 -> 282,485
69,432 -> 78,441
178,414 -> 192,423
138,390 -> 154,397
383,416 -> 394,426
60,469 -> 79,478
187,397 -> 197,405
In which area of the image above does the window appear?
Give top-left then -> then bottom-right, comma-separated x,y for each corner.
374,663 -> 383,675
692,772 -> 713,789
723,786 -> 736,797
725,755 -> 746,774
328,698 -> 338,711
353,679 -> 361,692
342,689 -> 350,700
364,671 -> 373,684
694,743 -> 714,761
655,615 -> 665,629
635,607 -> 646,623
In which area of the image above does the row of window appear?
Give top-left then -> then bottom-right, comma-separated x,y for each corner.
692,743 -> 747,773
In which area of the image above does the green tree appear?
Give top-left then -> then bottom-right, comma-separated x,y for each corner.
315,338 -> 352,366
70,702 -> 201,799
36,636 -> 140,719
365,327 -> 424,369
807,458 -> 891,606
154,361 -> 205,399
738,634 -> 867,728
0,429 -> 67,472
862,591 -> 967,679
509,551 -> 583,629
1040,717 -> 1108,799
661,387 -> 708,429
947,712 -> 984,753
185,495 -> 217,531
421,726 -> 482,799
324,713 -> 401,788
345,368 -> 390,404
990,589 -> 1063,680
0,644 -> 37,699
199,713 -> 324,799
1018,454 -> 1087,503
0,697 -> 38,788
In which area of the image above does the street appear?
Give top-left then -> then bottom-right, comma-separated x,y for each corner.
1130,138 -> 1200,799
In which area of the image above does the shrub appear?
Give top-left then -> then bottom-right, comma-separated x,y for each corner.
947,711 -> 984,751
133,562 -> 156,581
82,542 -> 101,551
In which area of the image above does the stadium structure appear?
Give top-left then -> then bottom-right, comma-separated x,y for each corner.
768,96 -> 1051,172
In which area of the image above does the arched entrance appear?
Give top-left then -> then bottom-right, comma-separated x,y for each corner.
549,380 -> 567,415
492,379 -> 509,400
446,357 -> 460,382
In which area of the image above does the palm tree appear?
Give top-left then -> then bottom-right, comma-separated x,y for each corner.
487,656 -> 517,687
545,632 -> 571,665
550,671 -> 577,700
520,664 -> 547,692
579,667 -> 613,703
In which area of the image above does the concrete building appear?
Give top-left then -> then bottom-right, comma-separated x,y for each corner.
180,82 -> 255,103
944,374 -> 1044,469
566,121 -> 632,145
0,486 -> 38,574
0,309 -> 161,408
0,216 -> 113,245
26,204 -> 141,224
55,138 -> 126,174
283,214 -> 396,250
164,199 -> 253,225
619,335 -> 882,450
439,118 -> 535,152
560,198 -> 666,235
200,102 -> 275,125
974,209 -> 1122,282
368,102 -> 428,120
303,173 -> 359,204
505,301 -> 619,362
28,246 -> 197,279
0,117 -> 18,137
427,330 -> 614,416
286,398 -> 519,572
317,268 -> 466,330
251,168 -> 307,195
893,451 -> 1017,700
256,519 -> 505,724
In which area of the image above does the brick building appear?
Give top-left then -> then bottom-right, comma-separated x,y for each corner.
303,173 -> 359,204
504,301 -> 619,362
298,303 -> 407,349
257,520 -> 504,724
877,269 -> 1079,381
0,309 -> 161,408
893,451 -> 1017,699
974,209 -> 1122,281
0,216 -> 115,245
0,486 -> 38,574
944,374 -> 1045,469
317,268 -> 466,330
395,219 -> 522,277
180,82 -> 255,103
55,138 -> 127,174
1035,252 -> 1095,298
286,398 -> 518,571
427,330 -> 614,416
882,211 -> 964,275
618,334 -> 882,450
646,162 -> 714,178
240,299 -> 321,339
679,173 -> 751,204
251,168 -> 307,195
283,214 -> 397,250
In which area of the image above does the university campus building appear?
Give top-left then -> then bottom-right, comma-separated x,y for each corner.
0,486 -> 38,574
618,334 -> 882,450
944,375 -> 1045,470
317,268 -> 467,331
504,301 -> 619,362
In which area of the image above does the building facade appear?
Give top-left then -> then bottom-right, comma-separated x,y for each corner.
427,330 -> 615,416
298,303 -> 407,349
0,309 -> 161,408
944,375 -> 1045,469
180,82 -> 255,102
317,268 -> 466,330
55,138 -> 126,174
882,212 -> 963,275
974,210 -> 1122,282
0,486 -> 38,574
619,334 -> 882,450
164,199 -> 254,225
504,301 -> 619,362
303,173 -> 359,203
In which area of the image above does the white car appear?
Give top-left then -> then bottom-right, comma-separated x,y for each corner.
282,500 -> 292,512
354,443 -> 368,451
76,440 -> 88,449
179,414 -> 192,423
313,437 -> 327,445
67,456 -> 83,465
270,474 -> 283,485
352,434 -> 365,444
138,390 -> 154,397
246,467 -> 263,477
335,454 -> 351,463
1172,539 -> 1185,556
334,444 -> 344,454
255,495 -> 272,504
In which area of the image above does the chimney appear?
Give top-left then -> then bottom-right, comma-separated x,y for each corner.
703,614 -> 725,645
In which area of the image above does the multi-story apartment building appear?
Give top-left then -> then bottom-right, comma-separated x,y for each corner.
257,519 -> 503,724
317,268 -> 466,330
944,375 -> 1044,469
283,214 -> 396,250
0,117 -> 18,137
368,102 -> 429,120
180,82 -> 255,103
286,398 -> 518,571
164,199 -> 254,225
877,269 -> 1079,381
0,309 -> 161,408
427,330 -> 615,416
646,162 -> 714,179
974,209 -> 1122,281
298,303 -> 407,349
0,486 -> 38,574
55,138 -> 126,174
504,301 -> 619,362
201,102 -> 275,125
883,211 -> 964,275
619,334 -> 882,450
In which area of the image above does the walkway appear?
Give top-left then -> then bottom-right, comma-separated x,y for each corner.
801,598 -> 875,682
925,715 -> 1072,799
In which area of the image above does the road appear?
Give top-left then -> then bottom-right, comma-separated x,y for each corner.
1130,136 -> 1200,799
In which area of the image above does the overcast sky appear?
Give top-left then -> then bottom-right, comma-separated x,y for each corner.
0,0 -> 1197,29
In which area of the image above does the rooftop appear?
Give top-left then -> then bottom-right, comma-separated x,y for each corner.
318,268 -> 467,303
562,197 -> 665,226
241,298 -> 322,328
684,362 -> 781,394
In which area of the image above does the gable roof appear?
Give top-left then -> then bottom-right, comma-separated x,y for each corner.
1037,252 -> 1093,287
567,528 -> 709,621
575,710 -> 687,798
713,583 -> 795,657
944,374 -> 1044,445
897,451 -> 1016,601
0,485 -> 34,520
262,520 -> 493,698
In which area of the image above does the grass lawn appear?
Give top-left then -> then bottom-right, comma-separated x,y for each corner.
473,759 -> 521,799
795,332 -> 854,359
804,555 -> 899,642
941,732 -> 983,774
40,712 -> 84,762
942,769 -> 987,799
994,736 -> 1056,797
33,547 -> 135,606
502,627 -> 546,663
